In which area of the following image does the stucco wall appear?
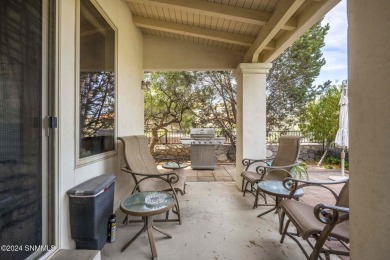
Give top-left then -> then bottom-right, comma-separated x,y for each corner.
143,35 -> 244,71
58,0 -> 143,249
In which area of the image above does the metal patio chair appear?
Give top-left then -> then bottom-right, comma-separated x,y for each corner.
279,178 -> 349,259
118,135 -> 186,224
241,135 -> 302,208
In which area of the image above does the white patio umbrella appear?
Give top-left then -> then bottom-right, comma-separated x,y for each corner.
330,85 -> 349,180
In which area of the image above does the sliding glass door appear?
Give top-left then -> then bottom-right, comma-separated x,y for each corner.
0,0 -> 54,259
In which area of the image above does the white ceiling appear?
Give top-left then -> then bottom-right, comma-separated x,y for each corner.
125,0 -> 340,63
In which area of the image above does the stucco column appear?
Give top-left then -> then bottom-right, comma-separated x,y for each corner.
234,63 -> 272,190
349,0 -> 390,258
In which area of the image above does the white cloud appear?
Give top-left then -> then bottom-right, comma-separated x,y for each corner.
314,0 -> 348,85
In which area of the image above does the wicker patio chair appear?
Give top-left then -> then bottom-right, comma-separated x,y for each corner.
241,135 -> 302,208
279,178 -> 349,259
118,135 -> 186,224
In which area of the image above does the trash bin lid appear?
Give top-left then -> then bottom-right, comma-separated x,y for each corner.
67,174 -> 116,197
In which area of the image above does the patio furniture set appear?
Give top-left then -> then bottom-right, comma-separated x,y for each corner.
116,135 -> 349,260
241,135 -> 349,259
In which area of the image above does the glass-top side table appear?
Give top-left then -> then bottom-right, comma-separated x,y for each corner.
161,161 -> 188,170
257,180 -> 304,217
120,191 -> 175,260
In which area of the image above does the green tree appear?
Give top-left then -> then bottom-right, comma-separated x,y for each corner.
267,21 -> 330,131
144,71 -> 204,153
299,83 -> 345,166
195,71 -> 237,144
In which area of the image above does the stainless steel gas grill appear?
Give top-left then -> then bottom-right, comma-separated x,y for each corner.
180,128 -> 225,170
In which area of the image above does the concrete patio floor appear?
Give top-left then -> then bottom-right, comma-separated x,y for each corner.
171,163 -> 236,182
102,164 -> 348,260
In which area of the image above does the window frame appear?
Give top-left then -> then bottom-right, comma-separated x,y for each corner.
75,0 -> 118,167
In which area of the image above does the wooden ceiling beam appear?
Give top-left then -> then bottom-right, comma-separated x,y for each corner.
133,16 -> 255,46
244,0 -> 305,63
133,16 -> 276,50
262,0 -> 341,63
126,0 -> 296,31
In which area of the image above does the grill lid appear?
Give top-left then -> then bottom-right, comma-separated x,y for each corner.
190,128 -> 215,139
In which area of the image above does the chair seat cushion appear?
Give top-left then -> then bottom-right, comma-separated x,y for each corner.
241,170 -> 284,183
241,171 -> 262,183
138,170 -> 186,195
280,199 -> 349,242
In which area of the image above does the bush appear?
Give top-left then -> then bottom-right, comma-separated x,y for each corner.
291,162 -> 309,180
324,155 -> 349,170
324,156 -> 340,165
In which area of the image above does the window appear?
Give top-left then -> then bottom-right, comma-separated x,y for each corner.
78,0 -> 116,161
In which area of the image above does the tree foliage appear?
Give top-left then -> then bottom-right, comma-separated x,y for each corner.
195,71 -> 237,145
80,72 -> 115,137
144,71 -> 205,153
267,21 -> 330,131
299,82 -> 346,165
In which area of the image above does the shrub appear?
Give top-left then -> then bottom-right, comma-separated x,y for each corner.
323,155 -> 349,170
291,162 -> 309,180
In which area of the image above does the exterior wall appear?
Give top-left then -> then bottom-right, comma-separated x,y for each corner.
349,0 -> 390,258
57,0 -> 143,249
143,35 -> 244,71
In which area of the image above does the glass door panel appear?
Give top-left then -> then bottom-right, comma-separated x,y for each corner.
0,0 -> 46,259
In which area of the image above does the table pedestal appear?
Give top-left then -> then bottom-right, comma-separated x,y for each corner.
121,216 -> 172,260
257,197 -> 281,217
120,191 -> 175,260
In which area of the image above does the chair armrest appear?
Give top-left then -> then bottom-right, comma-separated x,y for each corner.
282,177 -> 348,200
314,203 -> 350,225
255,161 -> 301,174
284,177 -> 348,186
242,158 -> 271,171
121,167 -> 179,184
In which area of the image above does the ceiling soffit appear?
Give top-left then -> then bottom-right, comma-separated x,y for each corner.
125,0 -> 340,63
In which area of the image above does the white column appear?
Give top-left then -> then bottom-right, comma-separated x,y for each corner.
234,63 -> 272,190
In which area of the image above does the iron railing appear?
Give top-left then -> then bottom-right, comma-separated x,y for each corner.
144,131 -> 188,144
144,130 -> 323,144
266,130 -> 322,144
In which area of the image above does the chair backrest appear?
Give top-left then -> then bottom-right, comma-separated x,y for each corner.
267,135 -> 301,180
272,135 -> 301,166
118,135 -> 160,175
336,180 -> 349,208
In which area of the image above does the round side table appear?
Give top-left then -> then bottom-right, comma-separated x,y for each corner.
257,180 -> 304,217
161,161 -> 188,170
120,191 -> 175,260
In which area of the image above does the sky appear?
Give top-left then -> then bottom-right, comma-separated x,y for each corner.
313,0 -> 348,86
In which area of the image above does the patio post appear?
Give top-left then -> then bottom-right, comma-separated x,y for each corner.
234,63 -> 272,190
349,0 -> 390,258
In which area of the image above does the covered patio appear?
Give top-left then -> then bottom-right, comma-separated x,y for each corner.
1,0 -> 389,259
101,165 -> 346,260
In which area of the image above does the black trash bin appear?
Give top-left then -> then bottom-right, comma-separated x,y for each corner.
67,174 -> 116,250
